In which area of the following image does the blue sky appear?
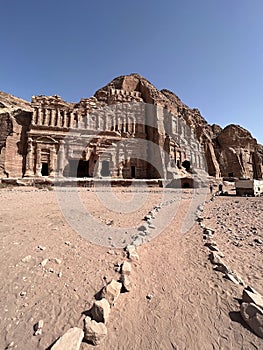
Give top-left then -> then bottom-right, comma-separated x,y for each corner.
1,0 -> 262,144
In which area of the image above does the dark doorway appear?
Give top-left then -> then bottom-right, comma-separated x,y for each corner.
68,160 -> 89,177
131,166 -> 136,178
77,160 -> 89,178
182,160 -> 191,171
41,163 -> 49,176
101,160 -> 110,177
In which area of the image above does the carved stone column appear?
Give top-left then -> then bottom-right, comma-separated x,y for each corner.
63,110 -> 68,127
38,108 -> 44,125
25,138 -> 34,176
32,108 -> 38,125
51,109 -> 56,127
49,145 -> 56,178
45,109 -> 51,126
36,144 -> 42,176
58,140 -> 65,177
69,112 -> 75,128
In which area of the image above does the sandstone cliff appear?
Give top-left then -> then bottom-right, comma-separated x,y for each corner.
0,92 -> 32,177
95,73 -> 262,179
0,74 -> 262,179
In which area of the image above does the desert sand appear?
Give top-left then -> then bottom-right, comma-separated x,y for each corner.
0,185 -> 262,350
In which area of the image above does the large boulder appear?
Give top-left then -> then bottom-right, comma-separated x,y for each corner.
84,316 -> 107,345
240,303 -> 263,338
51,327 -> 84,350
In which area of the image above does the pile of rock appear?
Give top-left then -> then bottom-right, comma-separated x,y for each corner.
240,286 -> 263,338
48,243 -> 139,349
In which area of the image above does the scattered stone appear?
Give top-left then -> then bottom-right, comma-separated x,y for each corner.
34,320 -> 44,336
84,316 -> 107,346
107,249 -> 115,255
51,327 -> 84,349
21,255 -> 32,263
204,228 -> 215,236
5,341 -> 15,349
146,294 -> 153,300
240,303 -> 263,338
133,236 -> 144,247
37,245 -> 46,251
126,245 -> 139,261
54,258 -> 62,264
209,252 -> 223,265
225,273 -> 239,284
121,261 -> 131,275
58,272 -> 62,278
64,241 -> 71,246
20,291 -> 26,297
242,289 -> 263,309
40,258 -> 48,267
138,224 -> 148,232
213,263 -> 231,274
254,238 -> 263,245
144,215 -> 152,221
120,274 -> 132,292
91,298 -> 110,324
100,279 -> 122,306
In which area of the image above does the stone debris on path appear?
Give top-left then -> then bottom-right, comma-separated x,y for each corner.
84,316 -> 107,346
91,298 -> 111,324
33,319 -> 44,336
100,279 -> 122,306
50,327 -> 84,350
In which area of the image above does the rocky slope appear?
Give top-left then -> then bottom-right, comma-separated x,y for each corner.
0,74 -> 262,179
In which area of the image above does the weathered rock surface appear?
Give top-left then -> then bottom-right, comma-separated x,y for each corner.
240,303 -> 263,338
91,298 -> 111,324
121,261 -> 132,275
1,74 -> 262,180
51,327 -> 84,350
120,274 -> 132,292
100,279 -> 122,306
242,289 -> 263,309
84,316 -> 107,345
95,74 -> 263,179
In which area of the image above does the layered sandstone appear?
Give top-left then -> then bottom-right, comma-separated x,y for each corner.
0,92 -> 32,177
0,74 -> 262,180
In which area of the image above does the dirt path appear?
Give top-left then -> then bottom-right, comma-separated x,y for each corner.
0,187 -> 262,350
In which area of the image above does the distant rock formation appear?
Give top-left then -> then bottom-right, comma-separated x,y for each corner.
0,74 -> 262,180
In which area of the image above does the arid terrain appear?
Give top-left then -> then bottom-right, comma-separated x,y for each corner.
0,185 -> 262,350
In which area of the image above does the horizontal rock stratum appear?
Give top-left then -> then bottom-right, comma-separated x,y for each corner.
0,74 -> 262,180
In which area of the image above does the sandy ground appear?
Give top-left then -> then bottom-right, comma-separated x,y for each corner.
0,185 -> 262,350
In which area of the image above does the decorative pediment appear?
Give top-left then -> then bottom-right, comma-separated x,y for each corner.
35,136 -> 58,144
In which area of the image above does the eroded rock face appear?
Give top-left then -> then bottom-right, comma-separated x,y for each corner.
1,75 -> 262,180
0,91 -> 32,178
214,124 -> 263,179
95,74 -> 262,179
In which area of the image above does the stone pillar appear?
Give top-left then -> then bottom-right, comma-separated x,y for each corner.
36,144 -> 42,176
51,109 -> 56,127
69,112 -> 75,128
63,110 -> 68,127
58,140 -> 65,177
32,108 -> 38,125
57,109 -> 62,127
25,138 -> 34,176
45,109 -> 51,126
49,145 -> 56,177
38,108 -> 44,125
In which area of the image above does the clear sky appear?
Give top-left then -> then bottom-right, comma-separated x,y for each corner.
0,0 -> 262,144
